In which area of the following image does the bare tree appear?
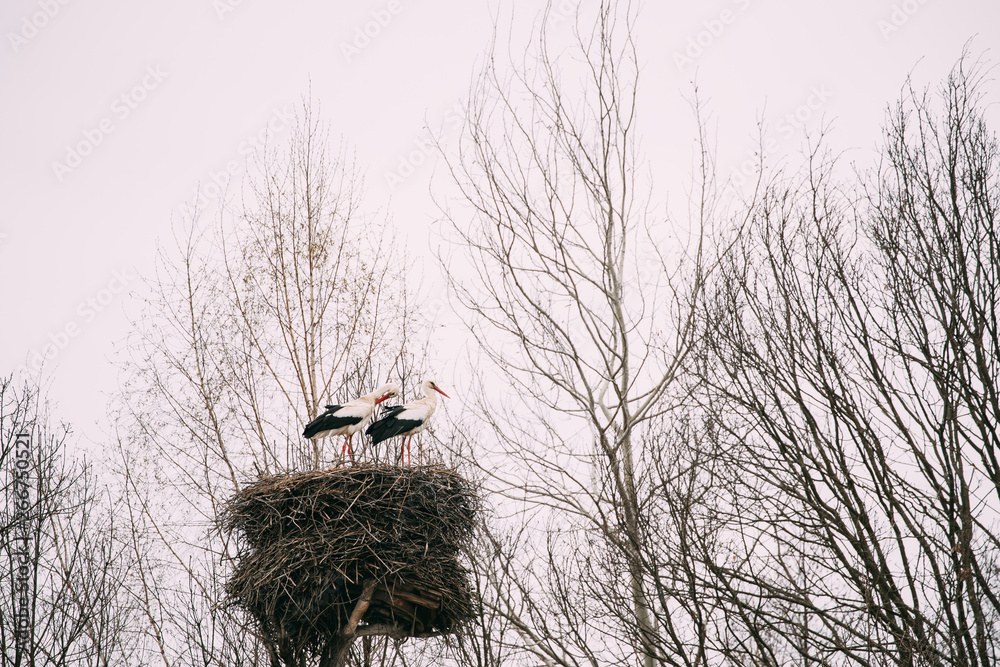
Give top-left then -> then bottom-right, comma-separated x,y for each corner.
0,374 -> 140,666
697,55 -> 1000,666
437,4 -> 722,666
440,1 -> 999,665
115,102 -> 427,666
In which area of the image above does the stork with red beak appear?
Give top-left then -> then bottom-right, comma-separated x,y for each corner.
366,379 -> 449,465
302,383 -> 400,463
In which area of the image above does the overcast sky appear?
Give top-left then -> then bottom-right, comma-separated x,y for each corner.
1,0 -> 997,449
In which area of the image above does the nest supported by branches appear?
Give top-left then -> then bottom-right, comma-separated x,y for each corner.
221,464 -> 479,654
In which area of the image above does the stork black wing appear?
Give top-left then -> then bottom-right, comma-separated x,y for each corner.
366,410 -> 421,445
302,409 -> 364,439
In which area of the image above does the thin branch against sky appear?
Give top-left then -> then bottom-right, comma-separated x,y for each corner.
2,1 -> 997,443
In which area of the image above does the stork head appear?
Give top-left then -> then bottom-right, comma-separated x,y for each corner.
375,383 -> 401,404
425,380 -> 450,399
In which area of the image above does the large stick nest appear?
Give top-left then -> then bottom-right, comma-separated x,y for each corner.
221,464 -> 479,651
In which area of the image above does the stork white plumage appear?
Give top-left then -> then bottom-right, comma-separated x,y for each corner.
366,379 -> 449,465
302,383 -> 400,464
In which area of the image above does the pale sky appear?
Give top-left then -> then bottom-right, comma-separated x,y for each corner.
1,0 -> 997,448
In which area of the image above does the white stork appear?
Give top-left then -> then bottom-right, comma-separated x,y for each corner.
302,383 -> 400,463
366,379 -> 449,465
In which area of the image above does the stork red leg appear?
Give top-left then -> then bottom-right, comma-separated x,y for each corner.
341,435 -> 354,465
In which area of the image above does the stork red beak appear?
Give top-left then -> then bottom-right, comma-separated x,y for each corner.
433,386 -> 450,398
375,393 -> 392,404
